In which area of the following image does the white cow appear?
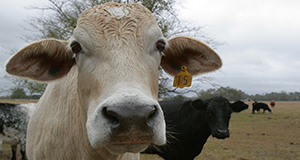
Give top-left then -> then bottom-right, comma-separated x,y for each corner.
5,2 -> 222,160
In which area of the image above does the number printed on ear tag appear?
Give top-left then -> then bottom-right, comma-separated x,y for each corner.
173,66 -> 192,88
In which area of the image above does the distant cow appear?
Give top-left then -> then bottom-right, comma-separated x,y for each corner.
252,101 -> 272,114
143,96 -> 232,160
230,101 -> 249,112
0,103 -> 36,160
270,100 -> 275,107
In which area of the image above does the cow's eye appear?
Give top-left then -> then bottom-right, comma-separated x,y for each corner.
71,42 -> 82,54
156,41 -> 165,52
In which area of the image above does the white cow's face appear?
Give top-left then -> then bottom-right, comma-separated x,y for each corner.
72,23 -> 164,102
5,2 -> 222,155
70,4 -> 167,153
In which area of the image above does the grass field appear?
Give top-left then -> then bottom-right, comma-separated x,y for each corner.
0,100 -> 299,160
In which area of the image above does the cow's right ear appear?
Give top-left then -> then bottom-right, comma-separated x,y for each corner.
190,99 -> 206,111
6,39 -> 75,82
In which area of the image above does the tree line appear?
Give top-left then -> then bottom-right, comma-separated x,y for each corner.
2,83 -> 299,101
169,86 -> 300,101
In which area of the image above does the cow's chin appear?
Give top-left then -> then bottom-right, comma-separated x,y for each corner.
105,143 -> 150,154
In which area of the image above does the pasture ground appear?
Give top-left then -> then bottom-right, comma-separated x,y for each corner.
0,100 -> 299,160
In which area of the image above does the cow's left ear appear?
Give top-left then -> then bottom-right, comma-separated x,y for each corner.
161,36 -> 222,76
190,99 -> 206,111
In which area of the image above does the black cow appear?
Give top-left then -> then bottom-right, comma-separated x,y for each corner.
230,100 -> 249,112
143,96 -> 232,160
252,101 -> 272,114
0,103 -> 36,160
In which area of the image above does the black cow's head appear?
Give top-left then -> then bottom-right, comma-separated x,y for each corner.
192,96 -> 232,139
230,100 -> 249,112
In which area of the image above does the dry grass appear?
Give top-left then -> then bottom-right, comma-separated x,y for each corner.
0,100 -> 299,160
0,99 -> 38,104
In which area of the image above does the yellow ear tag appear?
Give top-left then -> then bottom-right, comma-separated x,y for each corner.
173,65 -> 193,88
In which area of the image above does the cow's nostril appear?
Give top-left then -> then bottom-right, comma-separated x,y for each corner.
148,105 -> 158,121
102,107 -> 119,125
216,129 -> 228,137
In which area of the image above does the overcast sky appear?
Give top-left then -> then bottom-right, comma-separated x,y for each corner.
0,0 -> 299,95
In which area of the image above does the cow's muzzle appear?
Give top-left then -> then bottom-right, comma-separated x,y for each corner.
102,105 -> 158,144
213,129 -> 230,139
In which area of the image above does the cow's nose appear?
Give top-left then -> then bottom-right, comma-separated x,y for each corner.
102,105 -> 158,144
216,129 -> 230,139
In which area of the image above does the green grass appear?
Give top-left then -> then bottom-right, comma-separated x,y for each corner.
0,100 -> 299,160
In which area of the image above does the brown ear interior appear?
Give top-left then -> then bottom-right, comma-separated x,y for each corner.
161,36 -> 222,76
6,39 -> 75,81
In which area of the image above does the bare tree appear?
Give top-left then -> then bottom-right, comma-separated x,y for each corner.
24,0 -> 211,40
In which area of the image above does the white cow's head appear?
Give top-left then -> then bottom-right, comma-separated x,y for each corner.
5,2 -> 221,154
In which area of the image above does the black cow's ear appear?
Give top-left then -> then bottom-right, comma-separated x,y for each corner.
190,99 -> 206,110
